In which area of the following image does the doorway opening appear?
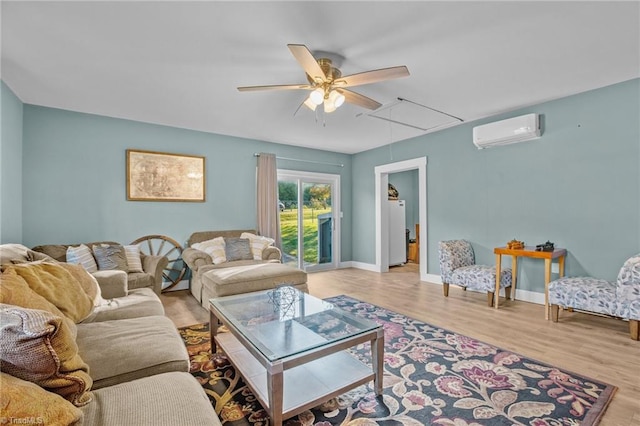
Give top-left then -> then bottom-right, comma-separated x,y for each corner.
375,157 -> 428,281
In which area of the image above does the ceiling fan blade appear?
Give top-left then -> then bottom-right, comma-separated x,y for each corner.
334,66 -> 410,87
287,44 -> 327,83
338,89 -> 382,110
237,84 -> 313,92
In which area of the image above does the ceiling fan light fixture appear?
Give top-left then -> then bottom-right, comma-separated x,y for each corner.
324,98 -> 337,113
303,97 -> 317,111
309,88 -> 324,105
331,90 -> 346,108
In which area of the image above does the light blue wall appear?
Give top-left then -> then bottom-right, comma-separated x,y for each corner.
0,81 -> 23,243
21,106 -> 352,260
352,79 -> 640,292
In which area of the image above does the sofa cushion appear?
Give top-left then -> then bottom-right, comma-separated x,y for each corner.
224,237 -> 253,262
76,315 -> 189,389
92,243 -> 129,272
124,244 -> 144,273
0,304 -> 93,406
127,271 -> 155,291
79,372 -> 220,426
31,244 -> 69,262
66,244 -> 98,273
81,288 -> 164,323
202,263 -> 307,298
5,263 -> 94,323
0,372 -> 83,425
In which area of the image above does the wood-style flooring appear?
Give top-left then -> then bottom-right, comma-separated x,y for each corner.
160,264 -> 640,426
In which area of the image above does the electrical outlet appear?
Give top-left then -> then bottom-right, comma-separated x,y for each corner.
551,263 -> 560,274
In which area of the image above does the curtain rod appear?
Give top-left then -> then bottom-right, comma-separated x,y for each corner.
253,153 -> 344,168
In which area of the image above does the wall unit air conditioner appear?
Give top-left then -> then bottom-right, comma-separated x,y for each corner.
473,113 -> 541,149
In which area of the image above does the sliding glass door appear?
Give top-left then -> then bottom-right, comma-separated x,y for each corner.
277,170 -> 340,272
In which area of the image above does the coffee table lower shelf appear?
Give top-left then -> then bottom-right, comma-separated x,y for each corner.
216,332 -> 375,421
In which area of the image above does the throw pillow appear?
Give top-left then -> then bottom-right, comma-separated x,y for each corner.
240,232 -> 276,260
0,243 -> 30,265
0,269 -> 69,325
124,245 -> 144,273
0,304 -> 93,406
192,237 -> 227,265
0,372 -> 83,424
55,262 -> 105,308
66,244 -> 98,273
224,237 -> 253,262
92,244 -> 129,272
6,263 -> 94,323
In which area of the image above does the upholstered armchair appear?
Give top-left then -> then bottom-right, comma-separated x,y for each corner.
549,253 -> 640,340
438,240 -> 513,307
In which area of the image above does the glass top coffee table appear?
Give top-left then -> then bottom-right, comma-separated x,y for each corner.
209,287 -> 384,426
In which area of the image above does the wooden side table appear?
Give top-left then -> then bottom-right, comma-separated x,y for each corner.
494,246 -> 567,319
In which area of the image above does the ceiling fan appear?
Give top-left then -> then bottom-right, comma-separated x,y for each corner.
237,44 -> 410,113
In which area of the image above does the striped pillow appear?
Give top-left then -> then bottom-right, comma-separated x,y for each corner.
192,237 -> 226,265
66,244 -> 98,273
124,245 -> 143,273
240,233 -> 275,260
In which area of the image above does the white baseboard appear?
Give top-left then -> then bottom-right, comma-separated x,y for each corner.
348,267 -> 545,306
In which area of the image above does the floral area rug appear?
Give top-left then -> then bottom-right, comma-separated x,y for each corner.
178,295 -> 616,426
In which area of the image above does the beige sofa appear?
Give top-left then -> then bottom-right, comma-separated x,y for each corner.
32,241 -> 168,295
0,244 -> 220,425
183,230 -> 308,308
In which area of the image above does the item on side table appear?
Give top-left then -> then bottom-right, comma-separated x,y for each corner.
536,241 -> 555,252
506,239 -> 525,249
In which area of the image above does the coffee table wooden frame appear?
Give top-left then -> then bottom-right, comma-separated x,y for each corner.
209,295 -> 384,426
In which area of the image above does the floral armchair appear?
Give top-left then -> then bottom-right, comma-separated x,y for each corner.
549,253 -> 640,340
438,240 -> 513,307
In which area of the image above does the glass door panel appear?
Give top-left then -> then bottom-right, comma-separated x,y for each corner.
277,180 -> 299,267
302,182 -> 332,268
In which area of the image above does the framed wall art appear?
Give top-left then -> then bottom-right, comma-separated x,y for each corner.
126,149 -> 205,202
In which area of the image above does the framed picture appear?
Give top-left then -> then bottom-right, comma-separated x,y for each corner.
126,149 -> 205,202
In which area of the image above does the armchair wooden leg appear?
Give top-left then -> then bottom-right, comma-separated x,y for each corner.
504,286 -> 512,300
462,287 -> 467,292
551,305 -> 560,322
443,283 -> 449,297
630,320 -> 639,341
487,292 -> 494,307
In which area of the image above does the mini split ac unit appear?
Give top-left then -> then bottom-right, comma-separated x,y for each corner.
472,113 -> 541,149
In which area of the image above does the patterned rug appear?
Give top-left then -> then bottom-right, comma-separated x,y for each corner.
179,295 -> 616,426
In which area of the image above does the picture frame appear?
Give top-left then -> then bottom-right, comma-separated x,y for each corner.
126,149 -> 205,202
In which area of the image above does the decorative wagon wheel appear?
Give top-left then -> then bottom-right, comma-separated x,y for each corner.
130,235 -> 187,293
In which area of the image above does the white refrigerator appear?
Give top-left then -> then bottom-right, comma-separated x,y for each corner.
388,200 -> 406,266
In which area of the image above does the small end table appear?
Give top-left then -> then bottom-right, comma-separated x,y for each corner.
494,246 -> 567,319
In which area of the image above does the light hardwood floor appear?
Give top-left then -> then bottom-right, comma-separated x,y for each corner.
160,264 -> 640,426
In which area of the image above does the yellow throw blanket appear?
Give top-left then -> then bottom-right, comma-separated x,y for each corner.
5,263 -> 94,323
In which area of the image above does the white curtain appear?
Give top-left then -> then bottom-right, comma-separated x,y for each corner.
256,153 -> 281,247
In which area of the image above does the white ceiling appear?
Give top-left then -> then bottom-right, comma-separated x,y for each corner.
2,1 -> 639,154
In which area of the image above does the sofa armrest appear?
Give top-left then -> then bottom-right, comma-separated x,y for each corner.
183,248 -> 212,273
262,246 -> 282,262
93,270 -> 128,299
141,254 -> 169,295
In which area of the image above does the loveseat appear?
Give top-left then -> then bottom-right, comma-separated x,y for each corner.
183,230 -> 308,308
0,244 -> 220,425
32,241 -> 168,295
